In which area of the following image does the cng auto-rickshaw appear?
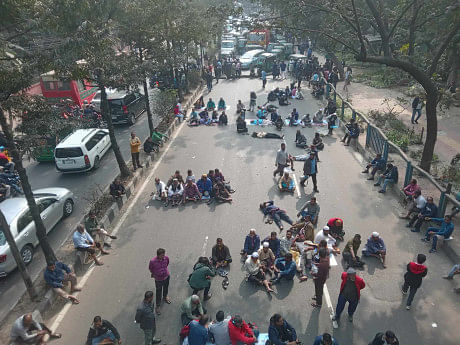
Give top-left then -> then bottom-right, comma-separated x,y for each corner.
256,52 -> 277,77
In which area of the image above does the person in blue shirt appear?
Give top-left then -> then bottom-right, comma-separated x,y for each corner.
313,333 -> 338,345
217,98 -> 226,111
261,70 -> 267,89
188,315 -> 209,345
408,196 -> 438,232
260,201 -> 294,232
44,261 -> 80,304
422,215 -> 454,253
264,231 -> 281,258
242,229 -> 260,258
73,224 -> 105,265
362,153 -> 386,180
362,232 -> 387,268
196,174 -> 213,198
272,253 -> 297,283
268,313 -> 297,345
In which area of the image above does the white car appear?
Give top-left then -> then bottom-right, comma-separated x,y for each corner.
55,129 -> 111,173
0,188 -> 74,276
240,49 -> 265,70
90,88 -> 118,112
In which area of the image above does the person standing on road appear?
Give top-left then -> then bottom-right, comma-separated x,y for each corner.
249,91 -> 257,112
332,268 -> 365,324
149,248 -> 172,315
280,61 -> 287,80
130,131 -> 142,171
402,254 -> 427,310
261,70 -> 267,89
135,291 -> 161,345
300,152 -> 319,193
311,248 -> 330,308
369,330 -> 399,345
274,143 -> 294,177
411,96 -> 423,124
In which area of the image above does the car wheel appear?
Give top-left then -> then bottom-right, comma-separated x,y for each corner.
93,156 -> 100,170
63,199 -> 74,217
128,113 -> 136,125
20,245 -> 34,265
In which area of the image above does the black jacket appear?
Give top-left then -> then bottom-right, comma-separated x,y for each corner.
303,158 -> 318,175
404,262 -> 427,288
86,320 -> 120,345
135,301 -> 156,330
369,332 -> 399,345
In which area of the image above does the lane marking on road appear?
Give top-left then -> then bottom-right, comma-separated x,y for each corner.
323,283 -> 338,328
201,236 -> 209,256
50,118 -> 190,332
292,173 -> 301,199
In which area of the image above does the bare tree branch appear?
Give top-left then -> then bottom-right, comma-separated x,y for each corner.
387,0 -> 417,39
351,0 -> 367,59
428,21 -> 460,76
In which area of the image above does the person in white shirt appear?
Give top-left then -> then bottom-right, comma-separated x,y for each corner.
167,178 -> 183,207
10,313 -> 61,344
314,226 -> 340,254
402,190 -> 426,219
273,143 -> 294,177
244,252 -> 274,292
208,311 -> 231,345
153,177 -> 167,202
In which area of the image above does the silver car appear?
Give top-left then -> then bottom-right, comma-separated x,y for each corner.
0,188 -> 74,277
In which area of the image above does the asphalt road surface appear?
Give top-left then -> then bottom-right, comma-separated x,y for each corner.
41,77 -> 459,344
0,89 -> 160,322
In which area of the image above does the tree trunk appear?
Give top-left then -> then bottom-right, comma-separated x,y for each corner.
420,90 -> 438,172
0,210 -> 38,299
408,0 -> 420,56
98,79 -> 131,178
0,107 -> 57,265
326,50 -> 345,80
446,47 -> 458,89
139,49 -> 154,136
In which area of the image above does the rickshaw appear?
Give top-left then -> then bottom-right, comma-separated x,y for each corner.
256,52 -> 277,76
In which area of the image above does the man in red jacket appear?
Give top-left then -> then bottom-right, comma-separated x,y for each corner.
228,315 -> 257,345
402,253 -> 427,310
332,268 -> 365,324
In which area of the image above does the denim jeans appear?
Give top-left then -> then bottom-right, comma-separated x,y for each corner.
425,227 -> 446,249
143,326 -> 156,345
402,281 -> 418,306
335,294 -> 359,318
377,176 -> 395,192
272,211 -> 293,229
411,108 -> 422,122
448,264 -> 460,278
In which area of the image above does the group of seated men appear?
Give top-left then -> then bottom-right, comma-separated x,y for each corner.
153,169 -> 235,207
189,97 -> 228,126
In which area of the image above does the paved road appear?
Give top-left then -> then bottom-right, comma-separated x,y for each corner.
45,77 -> 458,345
0,89 -> 160,322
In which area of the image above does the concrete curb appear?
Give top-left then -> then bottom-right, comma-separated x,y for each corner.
2,85 -> 205,327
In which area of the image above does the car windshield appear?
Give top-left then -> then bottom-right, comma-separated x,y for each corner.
108,99 -> 123,109
221,42 -> 234,48
55,147 -> 84,158
0,229 -> 6,246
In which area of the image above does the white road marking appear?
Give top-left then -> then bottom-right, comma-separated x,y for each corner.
323,284 -> 338,328
292,173 -> 301,199
50,118 -> 189,332
201,236 -> 209,256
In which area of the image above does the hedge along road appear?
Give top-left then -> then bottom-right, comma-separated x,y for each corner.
0,90 -> 156,323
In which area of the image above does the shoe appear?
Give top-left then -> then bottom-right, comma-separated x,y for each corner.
110,235 -> 117,239
405,224 -> 411,228
378,190 -> 385,193
429,248 -> 437,253
204,294 -> 212,301
414,121 -> 418,124
313,188 -> 319,193
361,170 -> 369,173
291,168 -> 295,171
443,276 -> 453,280
348,315 -> 353,322
156,306 -> 161,315
401,287 -> 408,295
300,182 -> 305,187
421,238 -> 429,242
367,177 -> 374,180
406,306 -> 411,310
373,183 -> 380,187
410,228 -> 420,233
103,242 -> 112,248
152,338 -> 162,344
332,315 -> 339,322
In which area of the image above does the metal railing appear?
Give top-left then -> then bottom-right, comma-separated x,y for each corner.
324,79 -> 460,217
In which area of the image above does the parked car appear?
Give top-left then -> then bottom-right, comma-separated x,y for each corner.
0,188 -> 74,276
90,88 -> 118,112
108,91 -> 146,125
54,128 -> 111,173
240,49 -> 265,70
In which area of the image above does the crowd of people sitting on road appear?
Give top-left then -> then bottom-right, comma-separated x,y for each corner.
188,97 -> 228,127
152,168 -> 235,207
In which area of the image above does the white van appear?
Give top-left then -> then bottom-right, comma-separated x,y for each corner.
54,129 -> 111,173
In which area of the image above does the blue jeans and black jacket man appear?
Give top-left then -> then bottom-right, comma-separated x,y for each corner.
422,215 -> 454,253
407,198 -> 438,232
135,291 -> 161,345
268,314 -> 297,345
272,253 -> 297,284
300,153 -> 318,192
374,164 -> 398,193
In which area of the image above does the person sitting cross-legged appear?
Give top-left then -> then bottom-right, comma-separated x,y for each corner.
421,215 -> 454,253
278,171 -> 295,193
197,174 -> 213,199
402,178 -> 421,199
236,115 -> 248,133
313,333 -> 339,345
228,315 -> 258,345
407,196 -> 437,232
86,316 -> 121,345
241,229 -> 260,259
214,181 -> 232,203
374,163 -> 398,194
342,234 -> 364,269
271,252 -> 297,284
183,179 -> 202,204
110,179 -> 126,199
362,232 -> 387,268
10,313 -> 62,345
401,189 -> 426,219
44,261 -> 81,304
297,197 -> 320,225
258,242 -> 276,275
212,238 -> 232,268
327,217 -> 345,241
84,210 -> 117,249
244,252 -> 274,293
268,314 -> 297,345
167,178 -> 184,207
218,111 -> 228,126
207,98 -> 216,111
73,224 -> 106,264
295,130 -> 308,148
152,177 -> 167,202
362,153 -> 385,180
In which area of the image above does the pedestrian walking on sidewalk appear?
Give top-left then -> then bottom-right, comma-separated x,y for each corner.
402,254 -> 427,310
149,248 -> 172,315
332,268 -> 365,324
130,131 -> 142,171
135,291 -> 161,345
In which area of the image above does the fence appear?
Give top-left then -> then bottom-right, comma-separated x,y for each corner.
325,79 -> 460,218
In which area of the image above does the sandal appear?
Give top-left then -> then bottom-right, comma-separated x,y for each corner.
51,333 -> 62,339
164,296 -> 172,304
222,277 -> 229,290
